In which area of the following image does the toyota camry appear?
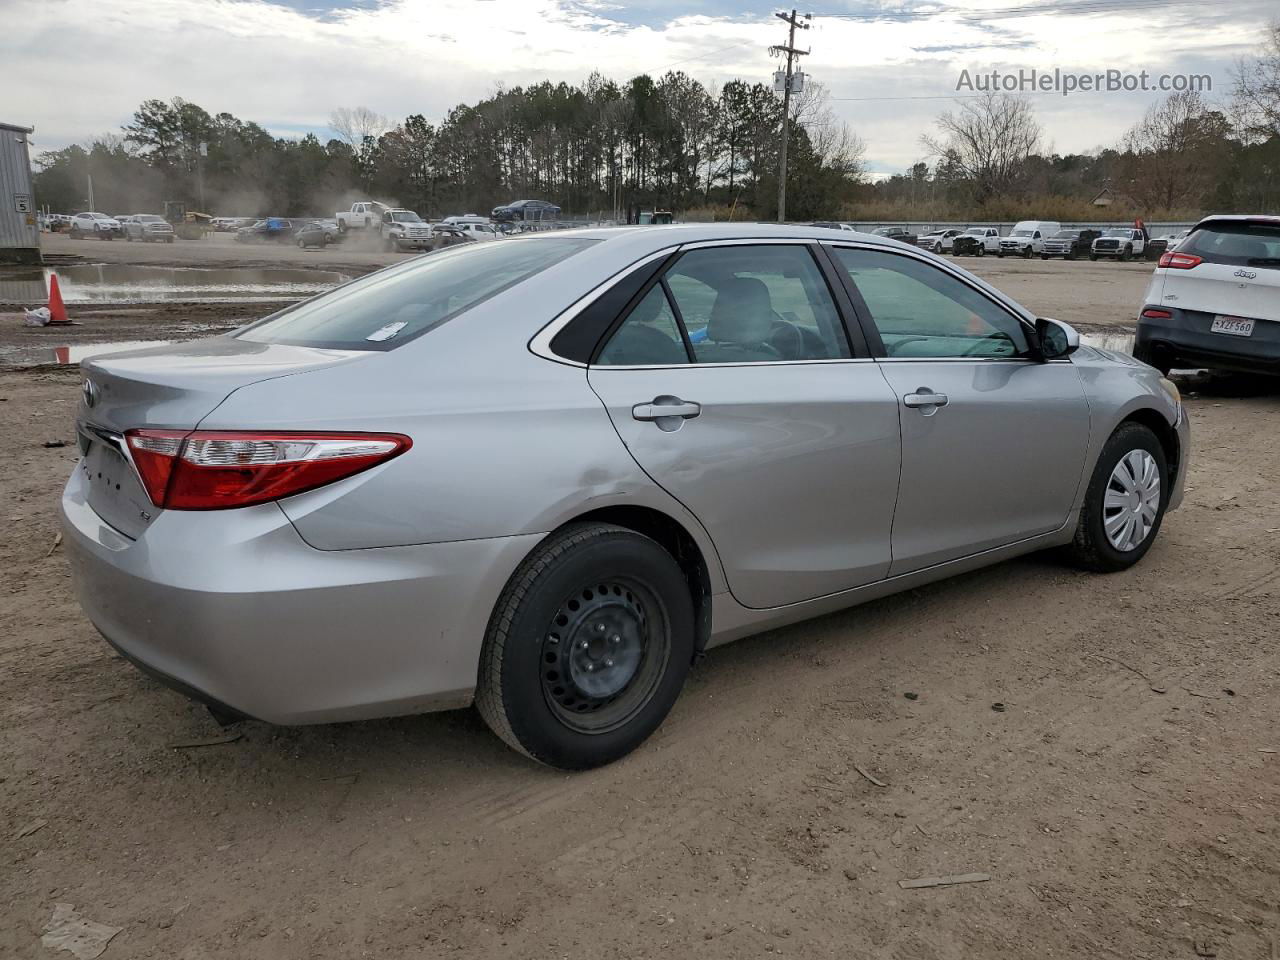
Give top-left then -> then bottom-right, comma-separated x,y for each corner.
62,224 -> 1189,769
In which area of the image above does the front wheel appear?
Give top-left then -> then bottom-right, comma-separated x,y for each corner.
1090,253 -> 1098,261
476,523 -> 694,770
1041,253 -> 1049,260
1120,246 -> 1132,262
1022,245 -> 1032,258
1064,422 -> 1169,572
975,245 -> 984,257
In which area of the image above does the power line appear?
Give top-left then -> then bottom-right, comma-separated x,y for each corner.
811,0 -> 1212,23
662,38 -> 760,71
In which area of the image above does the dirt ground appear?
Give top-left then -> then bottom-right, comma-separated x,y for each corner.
2,237 -> 1278,959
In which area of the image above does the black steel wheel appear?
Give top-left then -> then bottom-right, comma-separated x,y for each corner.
476,523 -> 694,769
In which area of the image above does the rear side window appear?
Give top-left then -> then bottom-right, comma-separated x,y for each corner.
595,245 -> 851,366
237,237 -> 597,350
1180,222 -> 1280,269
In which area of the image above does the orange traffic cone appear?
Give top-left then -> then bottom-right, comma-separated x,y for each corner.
47,273 -> 71,325
54,346 -> 70,364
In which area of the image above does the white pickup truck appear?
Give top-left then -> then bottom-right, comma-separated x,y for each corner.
380,209 -> 433,251
335,201 -> 390,233
1090,227 -> 1146,262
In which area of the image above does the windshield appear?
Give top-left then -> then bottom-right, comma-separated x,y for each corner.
1010,229 -> 1032,237
1052,230 -> 1075,239
391,212 -> 422,223
138,215 -> 165,223
237,237 -> 598,350
1102,228 -> 1130,237
1179,222 -> 1280,269
964,229 -> 986,236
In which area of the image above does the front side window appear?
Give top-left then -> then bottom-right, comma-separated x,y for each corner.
832,247 -> 1030,359
237,236 -> 597,350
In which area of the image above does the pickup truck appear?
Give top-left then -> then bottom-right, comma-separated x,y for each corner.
379,209 -> 433,251
870,226 -> 918,246
336,201 -> 391,233
1090,228 -> 1146,262
915,228 -> 964,254
952,227 -> 1001,257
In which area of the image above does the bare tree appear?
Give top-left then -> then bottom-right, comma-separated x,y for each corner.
1121,91 -> 1229,212
329,106 -> 390,147
1231,20 -> 1280,142
793,82 -> 866,181
921,93 -> 1042,203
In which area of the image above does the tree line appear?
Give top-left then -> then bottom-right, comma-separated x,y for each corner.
32,21 -> 1279,222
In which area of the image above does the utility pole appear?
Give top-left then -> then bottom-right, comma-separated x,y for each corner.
770,9 -> 810,223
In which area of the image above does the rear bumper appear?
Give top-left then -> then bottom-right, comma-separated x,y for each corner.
1137,306 -> 1280,375
60,467 -> 544,724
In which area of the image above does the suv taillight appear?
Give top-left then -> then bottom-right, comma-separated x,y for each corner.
125,430 -> 411,510
1158,251 -> 1202,269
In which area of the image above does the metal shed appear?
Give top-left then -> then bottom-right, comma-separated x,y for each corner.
0,122 -> 40,264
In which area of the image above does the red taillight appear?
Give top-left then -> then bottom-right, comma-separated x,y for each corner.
1158,251 -> 1202,269
1141,308 -> 1173,319
124,430 -> 411,510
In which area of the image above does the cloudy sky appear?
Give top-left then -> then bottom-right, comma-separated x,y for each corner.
2,0 -> 1272,175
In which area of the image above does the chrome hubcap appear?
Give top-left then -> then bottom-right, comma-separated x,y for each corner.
1104,449 -> 1160,551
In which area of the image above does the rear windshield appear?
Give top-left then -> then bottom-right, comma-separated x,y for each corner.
1180,222 -> 1280,269
236,236 -> 598,350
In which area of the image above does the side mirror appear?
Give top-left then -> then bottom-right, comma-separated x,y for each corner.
1036,317 -> 1080,360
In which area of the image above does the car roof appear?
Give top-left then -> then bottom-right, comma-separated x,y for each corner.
1192,214 -> 1280,231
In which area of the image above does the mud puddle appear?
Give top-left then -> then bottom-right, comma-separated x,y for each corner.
0,264 -> 347,304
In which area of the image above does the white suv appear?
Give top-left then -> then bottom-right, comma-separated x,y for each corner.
1135,215 -> 1280,375
69,212 -> 122,240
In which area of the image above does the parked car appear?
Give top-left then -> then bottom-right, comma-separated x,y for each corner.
870,226 -> 917,245
427,225 -> 476,250
1041,228 -> 1100,260
1091,228 -> 1146,262
235,218 -> 297,243
1155,229 -> 1191,247
952,227 -> 1001,257
446,221 -> 501,243
294,221 -> 332,249
63,223 -> 1188,770
915,229 -> 964,254
491,199 -> 561,222
68,212 -> 123,240
813,221 -> 857,232
1134,214 -> 1280,375
124,214 -> 175,243
998,221 -> 1060,258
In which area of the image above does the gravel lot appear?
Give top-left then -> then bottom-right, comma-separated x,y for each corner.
1,235 -> 1277,959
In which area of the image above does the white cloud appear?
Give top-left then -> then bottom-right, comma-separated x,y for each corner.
0,0 -> 1266,173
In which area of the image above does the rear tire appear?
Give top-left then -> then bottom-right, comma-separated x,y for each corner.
1064,422 -> 1169,573
476,523 -> 694,769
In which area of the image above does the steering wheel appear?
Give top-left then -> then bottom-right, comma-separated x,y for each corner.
961,332 -> 1015,357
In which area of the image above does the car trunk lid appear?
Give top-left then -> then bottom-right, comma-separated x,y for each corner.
77,337 -> 364,539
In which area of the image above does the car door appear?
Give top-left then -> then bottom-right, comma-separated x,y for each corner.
586,240 -> 902,609
824,243 -> 1091,576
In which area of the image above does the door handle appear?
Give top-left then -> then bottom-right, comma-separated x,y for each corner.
903,390 -> 949,409
632,397 -> 702,421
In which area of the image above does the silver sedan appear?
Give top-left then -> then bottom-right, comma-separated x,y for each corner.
62,224 -> 1189,769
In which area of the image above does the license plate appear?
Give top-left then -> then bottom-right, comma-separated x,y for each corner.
1210,316 -> 1255,337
